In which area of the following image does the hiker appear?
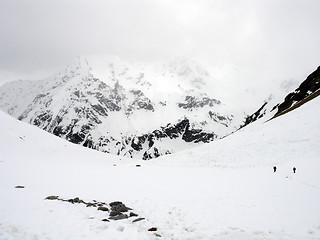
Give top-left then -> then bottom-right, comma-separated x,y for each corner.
273,166 -> 277,172
293,167 -> 296,173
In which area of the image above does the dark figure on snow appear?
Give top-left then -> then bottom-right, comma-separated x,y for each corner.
293,167 -> 296,173
273,166 -> 277,172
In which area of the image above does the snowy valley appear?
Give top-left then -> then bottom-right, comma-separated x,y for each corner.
0,81 -> 319,240
0,60 -> 319,239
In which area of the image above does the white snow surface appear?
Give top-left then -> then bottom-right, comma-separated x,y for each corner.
0,96 -> 319,240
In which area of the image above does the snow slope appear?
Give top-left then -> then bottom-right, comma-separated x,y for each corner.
0,96 -> 319,240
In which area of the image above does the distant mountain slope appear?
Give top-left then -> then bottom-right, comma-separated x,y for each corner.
0,110 -> 120,165
241,66 -> 320,127
149,84 -> 320,168
272,66 -> 320,118
0,56 -> 242,159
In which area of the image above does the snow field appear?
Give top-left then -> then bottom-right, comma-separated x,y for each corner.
1,162 -> 319,240
0,96 -> 320,239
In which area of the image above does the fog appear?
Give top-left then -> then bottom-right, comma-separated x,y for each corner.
0,0 -> 319,87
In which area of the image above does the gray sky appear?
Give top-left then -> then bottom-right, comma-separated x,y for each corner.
0,0 -> 319,86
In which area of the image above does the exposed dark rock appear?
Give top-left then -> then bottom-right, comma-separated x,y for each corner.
148,227 -> 157,232
159,101 -> 166,106
86,203 -> 97,207
148,135 -> 154,148
178,95 -> 221,109
109,213 -> 128,220
127,90 -> 154,113
129,212 -> 139,217
132,218 -> 145,223
45,195 -> 59,200
67,132 -> 85,144
131,136 -> 147,151
182,127 -> 215,143
109,201 -> 123,207
128,118 -> 217,160
208,111 -> 233,127
163,119 -> 188,138
97,206 -> 109,211
33,111 -> 52,128
67,199 -> 76,204
73,90 -> 81,98
83,136 -> 94,148
95,91 -> 121,112
130,90 -> 143,97
241,102 -> 268,128
91,104 -> 108,117
275,66 -> 320,116
44,196 -> 148,227
241,66 -> 320,128
111,203 -> 131,212
33,93 -> 47,102
158,118 -> 217,143
109,211 -> 120,217
152,129 -> 166,139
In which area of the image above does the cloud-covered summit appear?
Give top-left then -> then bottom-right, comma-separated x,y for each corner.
0,0 -> 319,87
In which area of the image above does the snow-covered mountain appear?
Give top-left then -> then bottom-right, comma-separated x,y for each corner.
0,56 -> 243,159
0,83 -> 319,240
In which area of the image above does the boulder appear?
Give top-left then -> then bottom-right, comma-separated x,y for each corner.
132,218 -> 145,223
129,212 -> 138,217
109,201 -> 123,207
148,227 -> 157,232
86,203 -> 97,207
45,195 -> 59,200
109,213 -> 128,220
111,203 -> 131,212
109,211 -> 120,217
97,206 -> 109,211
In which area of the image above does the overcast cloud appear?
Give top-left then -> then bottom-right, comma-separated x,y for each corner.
0,0 -> 319,85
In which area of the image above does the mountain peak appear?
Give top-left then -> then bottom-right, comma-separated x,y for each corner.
0,55 -> 243,159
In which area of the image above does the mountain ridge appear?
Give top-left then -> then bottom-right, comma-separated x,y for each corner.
241,66 -> 320,127
1,55 -> 317,159
0,56 -> 240,159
